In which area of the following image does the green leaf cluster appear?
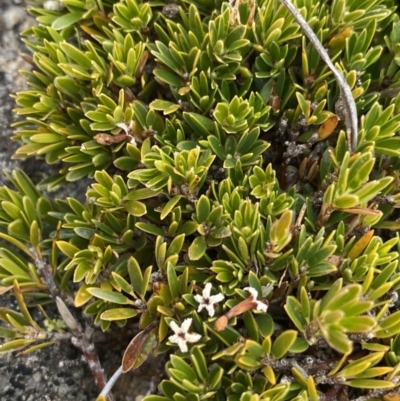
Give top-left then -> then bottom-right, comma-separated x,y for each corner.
3,0 -> 400,399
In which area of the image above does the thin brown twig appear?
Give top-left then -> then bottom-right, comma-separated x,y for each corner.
32,249 -> 115,401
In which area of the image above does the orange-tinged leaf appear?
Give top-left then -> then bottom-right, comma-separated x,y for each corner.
318,115 -> 339,139
341,208 -> 382,216
0,286 -> 13,295
384,394 -> 400,401
348,230 -> 374,260
328,27 -> 354,48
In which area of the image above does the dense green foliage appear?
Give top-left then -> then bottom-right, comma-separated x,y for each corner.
2,0 -> 400,399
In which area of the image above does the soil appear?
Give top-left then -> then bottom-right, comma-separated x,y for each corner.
0,1 -> 156,400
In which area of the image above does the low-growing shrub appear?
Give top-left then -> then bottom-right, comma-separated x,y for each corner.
2,0 -> 400,400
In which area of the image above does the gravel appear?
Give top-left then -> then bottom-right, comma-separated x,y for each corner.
0,1 -> 156,400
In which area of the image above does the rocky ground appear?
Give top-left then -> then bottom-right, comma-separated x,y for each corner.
0,1 -> 155,400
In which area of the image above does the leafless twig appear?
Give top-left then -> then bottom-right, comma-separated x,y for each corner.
279,0 -> 358,153
32,250 -> 115,401
99,365 -> 123,399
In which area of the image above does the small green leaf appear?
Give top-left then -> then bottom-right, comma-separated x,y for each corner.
243,312 -> 259,342
125,188 -> 160,201
74,284 -> 93,307
16,341 -> 55,357
375,138 -> 400,156
271,330 -> 297,359
191,346 -> 208,382
127,257 -> 144,296
13,280 -> 40,330
167,263 -> 179,300
0,339 -> 36,353
111,272 -> 135,296
167,235 -> 184,259
0,327 -> 17,338
257,314 -> 274,338
333,194 -> 359,209
209,365 -> 224,390
52,12 -> 85,30
289,337 -> 309,353
188,236 -> 207,260
125,200 -> 147,216
56,241 -> 80,259
150,100 -> 180,115
346,379 -> 394,389
141,397 -> 169,401
196,195 -> 211,223
284,296 -> 307,332
101,308 -> 138,321
60,42 -> 92,69
377,310 -> 400,331
248,271 -> 262,300
324,328 -> 352,354
0,233 -> 32,256
170,355 -> 197,382
29,221 -> 41,249
86,288 -> 133,305
141,265 -> 152,299
135,222 -> 166,236
160,196 -> 182,220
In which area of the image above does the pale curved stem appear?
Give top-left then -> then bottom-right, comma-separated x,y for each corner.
99,365 -> 123,399
279,0 -> 358,153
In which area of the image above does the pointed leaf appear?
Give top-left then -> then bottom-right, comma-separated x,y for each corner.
122,327 -> 157,373
86,288 -> 133,305
188,236 -> 207,260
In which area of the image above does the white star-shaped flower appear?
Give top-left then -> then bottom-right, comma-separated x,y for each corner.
168,318 -> 201,353
244,286 -> 268,313
194,283 -> 225,317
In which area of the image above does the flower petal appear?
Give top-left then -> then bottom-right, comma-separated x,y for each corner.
209,293 -> 225,304
205,304 -> 216,317
176,337 -> 189,353
178,339 -> 188,353
244,286 -> 259,299
255,301 -> 268,313
169,334 -> 180,344
181,318 -> 193,333
194,294 -> 203,303
186,332 -> 202,343
169,321 -> 181,334
202,282 -> 212,298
